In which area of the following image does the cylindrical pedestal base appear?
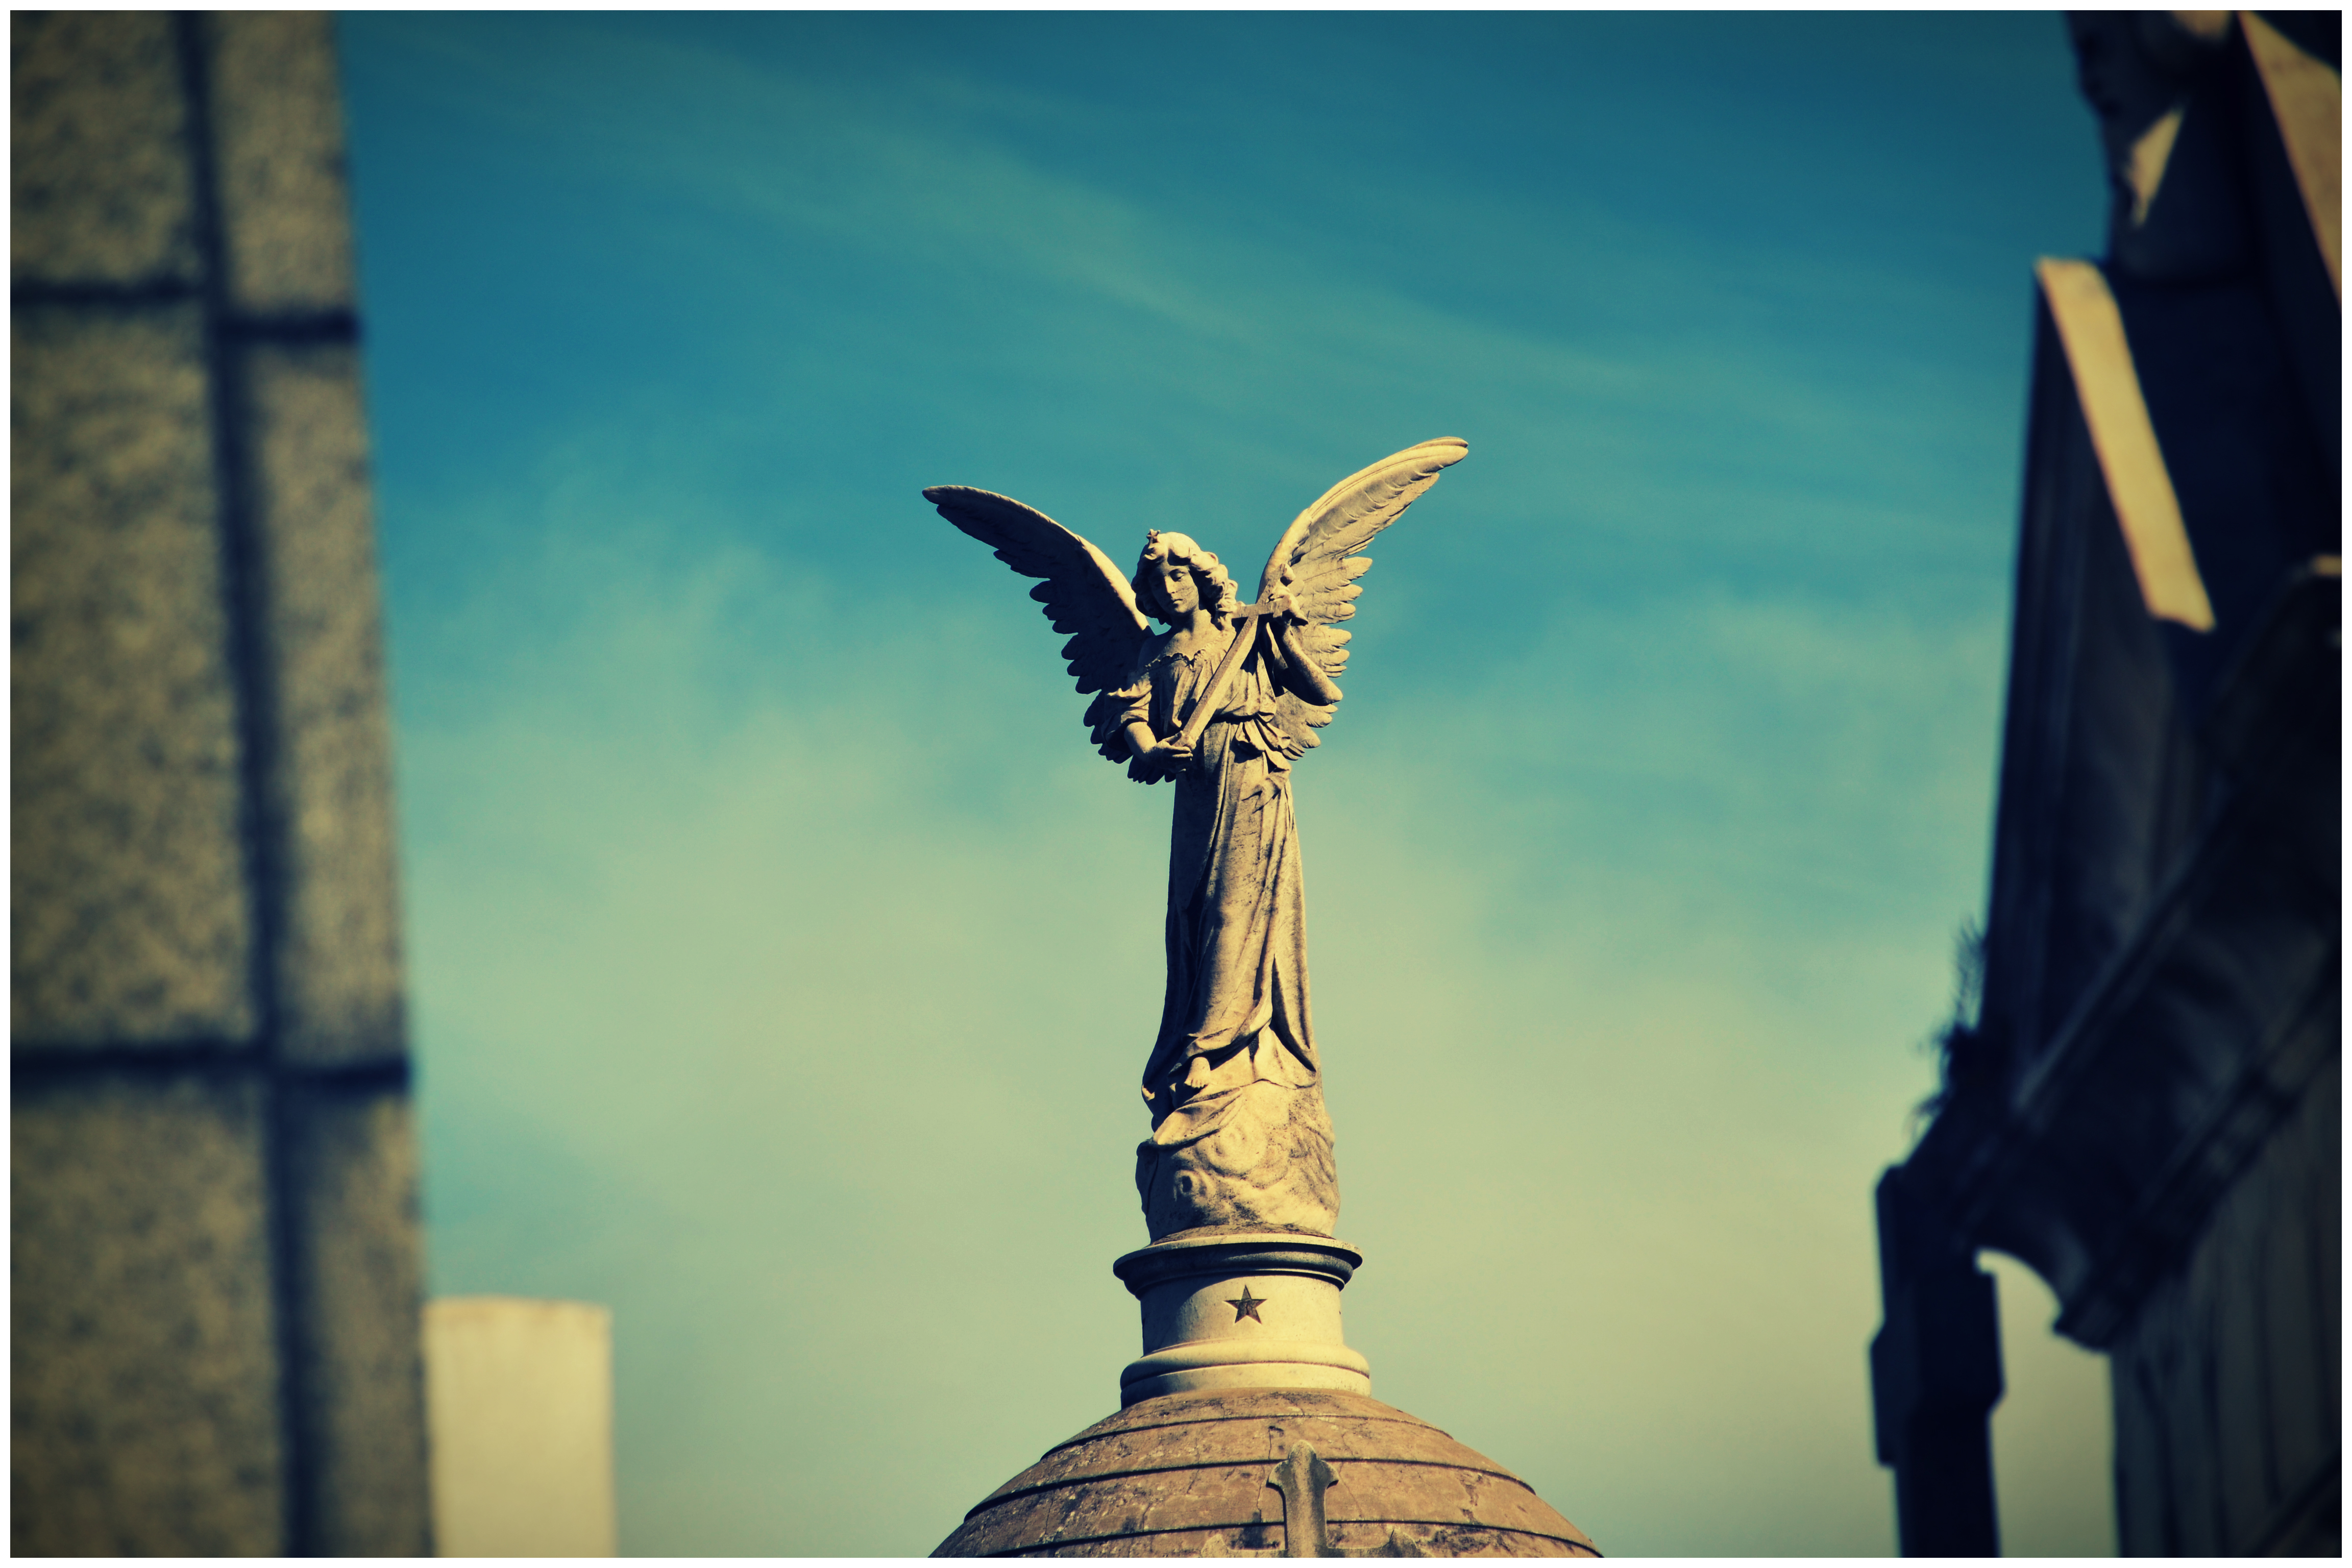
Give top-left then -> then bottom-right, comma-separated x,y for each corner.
1110,1232 -> 1368,1407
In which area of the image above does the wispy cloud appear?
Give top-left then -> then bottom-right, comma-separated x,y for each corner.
351,10 -> 2027,571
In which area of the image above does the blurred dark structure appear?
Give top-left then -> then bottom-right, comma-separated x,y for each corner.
12,12 -> 430,1553
1872,11 -> 2339,1557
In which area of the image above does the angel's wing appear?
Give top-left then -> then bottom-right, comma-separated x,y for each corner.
1257,437 -> 1468,750
923,484 -> 1150,743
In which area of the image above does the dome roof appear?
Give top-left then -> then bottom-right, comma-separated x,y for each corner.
936,1388 -> 1598,1557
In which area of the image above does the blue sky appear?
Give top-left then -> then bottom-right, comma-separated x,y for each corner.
341,13 -> 2117,1555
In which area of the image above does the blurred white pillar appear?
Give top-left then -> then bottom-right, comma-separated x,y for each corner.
424,1297 -> 617,1556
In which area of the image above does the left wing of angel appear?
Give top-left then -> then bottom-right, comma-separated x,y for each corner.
1256,437 -> 1468,751
923,484 -> 1151,754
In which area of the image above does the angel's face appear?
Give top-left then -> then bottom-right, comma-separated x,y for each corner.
1153,557 -> 1200,617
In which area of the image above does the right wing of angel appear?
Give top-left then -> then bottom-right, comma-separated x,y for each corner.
1255,437 -> 1468,751
923,484 -> 1151,756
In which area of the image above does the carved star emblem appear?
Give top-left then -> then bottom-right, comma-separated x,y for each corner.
1227,1287 -> 1267,1324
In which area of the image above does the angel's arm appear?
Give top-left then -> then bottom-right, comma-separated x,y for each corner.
1263,601 -> 1343,706
1123,720 -> 1192,773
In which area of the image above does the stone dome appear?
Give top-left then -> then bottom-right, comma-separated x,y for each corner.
935,1388 -> 1599,1557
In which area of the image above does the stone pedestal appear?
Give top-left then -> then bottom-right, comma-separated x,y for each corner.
1112,1231 -> 1369,1406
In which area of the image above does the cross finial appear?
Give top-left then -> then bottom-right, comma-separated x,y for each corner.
1269,1440 -> 1337,1557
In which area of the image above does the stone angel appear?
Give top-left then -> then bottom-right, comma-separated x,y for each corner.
923,438 -> 1468,1243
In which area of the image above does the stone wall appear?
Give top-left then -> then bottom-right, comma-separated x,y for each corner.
11,13 -> 430,1553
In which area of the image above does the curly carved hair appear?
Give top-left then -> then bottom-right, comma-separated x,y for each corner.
1132,530 -> 1240,626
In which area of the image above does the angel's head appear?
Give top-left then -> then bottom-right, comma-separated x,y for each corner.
1133,530 -> 1239,626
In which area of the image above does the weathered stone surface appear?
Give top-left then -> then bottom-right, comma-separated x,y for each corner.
11,1073 -> 284,1555
282,1086 -> 432,1554
201,13 -> 357,313
939,1389 -> 1597,1557
1013,1522 -> 1590,1558
11,302 -> 256,1047
244,342 -> 406,1065
12,11 -> 431,1555
11,12 -> 200,288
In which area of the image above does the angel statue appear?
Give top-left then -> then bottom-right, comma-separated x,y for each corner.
924,438 -> 1467,1243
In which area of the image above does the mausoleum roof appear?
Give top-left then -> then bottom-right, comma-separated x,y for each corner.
935,1388 -> 1599,1557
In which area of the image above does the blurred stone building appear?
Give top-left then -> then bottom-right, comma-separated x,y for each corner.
13,13 -> 430,1553
1872,11 -> 2338,1557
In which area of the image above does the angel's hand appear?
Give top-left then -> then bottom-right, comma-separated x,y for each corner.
1267,614 -> 1342,706
1125,721 -> 1192,777
1271,587 -> 1305,625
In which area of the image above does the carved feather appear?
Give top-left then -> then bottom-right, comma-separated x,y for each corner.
924,485 -> 1150,705
1257,438 -> 1466,749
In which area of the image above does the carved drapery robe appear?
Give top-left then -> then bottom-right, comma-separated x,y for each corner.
1094,625 -> 1340,1240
